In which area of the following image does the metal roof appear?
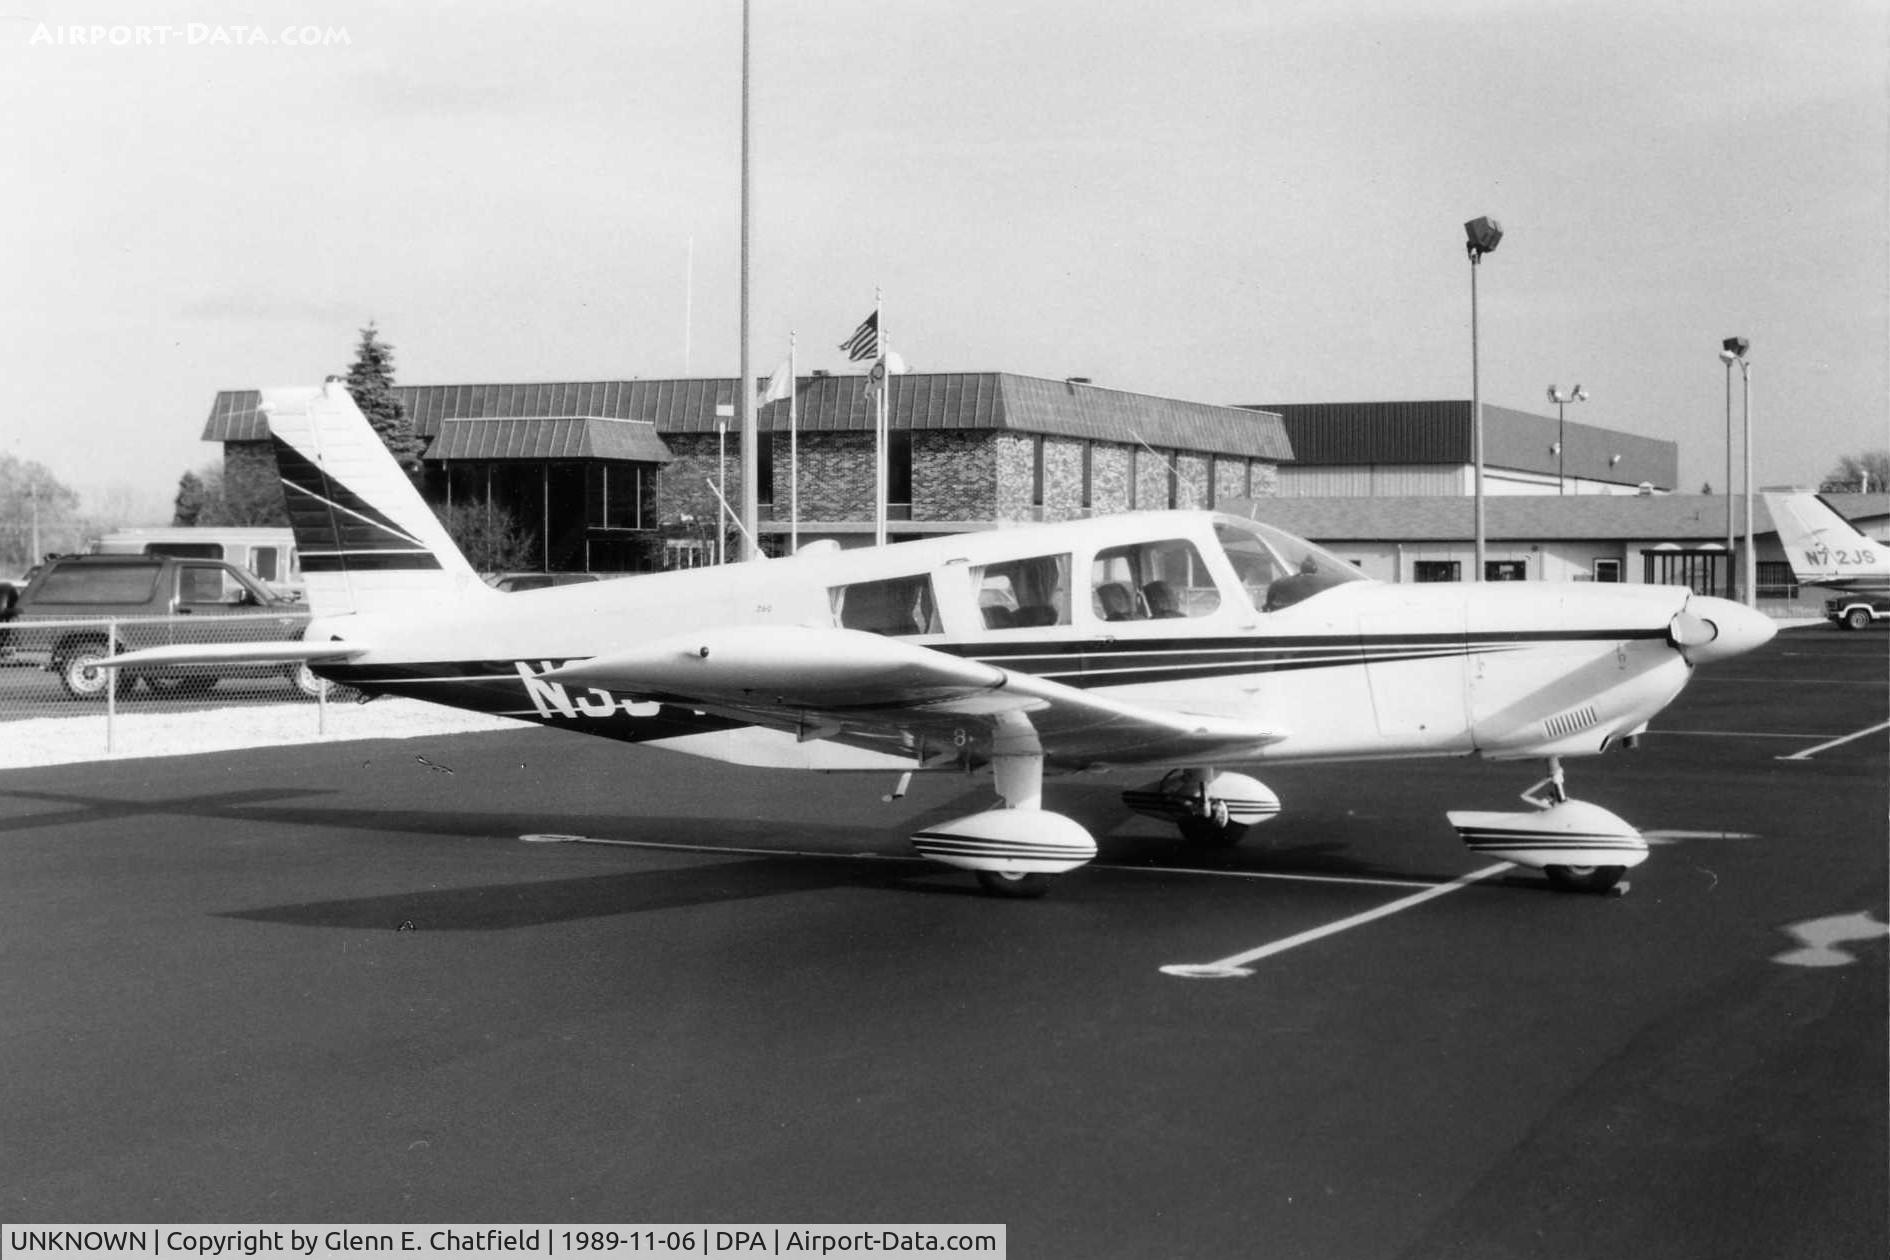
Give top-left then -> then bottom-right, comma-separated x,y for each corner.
1247,400 -> 1678,490
425,417 -> 672,462
1229,493 -> 1890,543
204,374 -> 1292,461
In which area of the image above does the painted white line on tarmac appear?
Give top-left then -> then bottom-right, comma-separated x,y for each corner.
1778,719 -> 1890,761
522,833 -> 1438,890
1658,729 -> 1844,740
521,833 -> 927,864
1160,861 -> 1514,979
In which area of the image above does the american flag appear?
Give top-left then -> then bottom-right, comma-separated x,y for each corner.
838,311 -> 878,362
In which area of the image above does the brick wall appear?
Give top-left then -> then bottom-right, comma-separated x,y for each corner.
1091,445 -> 1133,515
913,432 -> 997,522
995,433 -> 1035,521
660,434 -> 743,525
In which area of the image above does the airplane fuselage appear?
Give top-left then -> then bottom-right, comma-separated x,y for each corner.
310,510 -> 1744,776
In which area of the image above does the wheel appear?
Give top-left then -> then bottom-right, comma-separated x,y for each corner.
287,662 -> 326,699
975,870 -> 1052,899
1178,817 -> 1249,848
1544,863 -> 1627,894
1844,608 -> 1872,631
56,641 -> 122,700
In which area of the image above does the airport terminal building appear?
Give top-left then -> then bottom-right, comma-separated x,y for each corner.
203,373 -> 1294,569
204,375 -> 1880,597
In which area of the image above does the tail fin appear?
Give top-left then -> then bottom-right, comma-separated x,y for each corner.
265,379 -> 489,618
1761,489 -> 1890,592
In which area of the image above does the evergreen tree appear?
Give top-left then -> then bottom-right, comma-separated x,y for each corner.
344,322 -> 426,477
173,469 -> 207,525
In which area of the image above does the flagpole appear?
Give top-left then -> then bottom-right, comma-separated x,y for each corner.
736,0 -> 759,561
874,288 -> 887,547
789,330 -> 799,555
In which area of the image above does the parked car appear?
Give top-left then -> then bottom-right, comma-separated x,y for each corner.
491,572 -> 605,593
1826,594 -> 1890,630
0,554 -> 317,699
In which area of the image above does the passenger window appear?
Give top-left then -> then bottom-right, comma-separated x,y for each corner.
972,554 -> 1071,630
1091,540 -> 1221,620
178,565 -> 232,604
830,574 -> 940,636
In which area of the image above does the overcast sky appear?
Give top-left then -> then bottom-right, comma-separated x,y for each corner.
3,0 -> 1884,513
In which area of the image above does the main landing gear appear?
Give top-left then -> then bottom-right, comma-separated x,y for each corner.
1448,757 -> 1647,895
1121,768 -> 1282,848
907,712 -> 1098,898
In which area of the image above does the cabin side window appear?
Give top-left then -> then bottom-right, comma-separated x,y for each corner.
972,553 -> 1071,630
1090,540 -> 1222,620
829,574 -> 940,637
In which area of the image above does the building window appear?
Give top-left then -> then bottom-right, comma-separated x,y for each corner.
1166,453 -> 1179,509
1643,550 -> 1725,596
1031,435 -> 1046,508
1414,561 -> 1461,583
1593,558 -> 1621,583
757,434 -> 774,505
1080,442 -> 1093,511
1486,560 -> 1527,581
1758,560 -> 1798,600
888,430 -> 912,519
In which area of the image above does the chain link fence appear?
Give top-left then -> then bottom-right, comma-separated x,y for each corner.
0,611 -> 352,756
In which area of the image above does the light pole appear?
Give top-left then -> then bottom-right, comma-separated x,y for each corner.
1465,216 -> 1503,581
716,417 -> 728,565
1719,337 -> 1750,602
1546,384 -> 1587,494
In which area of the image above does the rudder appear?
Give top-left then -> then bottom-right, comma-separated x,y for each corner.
264,379 -> 488,617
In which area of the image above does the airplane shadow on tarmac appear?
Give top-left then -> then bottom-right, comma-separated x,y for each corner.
0,779 -> 1483,932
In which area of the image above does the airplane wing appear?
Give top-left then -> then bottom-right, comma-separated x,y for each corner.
543,624 -> 1286,770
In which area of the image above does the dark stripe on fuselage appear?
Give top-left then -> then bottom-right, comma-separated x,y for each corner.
944,627 -> 1670,689
311,625 -> 1673,737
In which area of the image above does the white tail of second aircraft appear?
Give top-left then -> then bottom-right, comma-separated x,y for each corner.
264,379 -> 490,618
1762,489 -> 1890,593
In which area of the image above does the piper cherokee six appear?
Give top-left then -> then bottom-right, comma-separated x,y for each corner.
107,380 -> 1776,897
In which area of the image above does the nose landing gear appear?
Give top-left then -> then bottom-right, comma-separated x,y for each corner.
1449,757 -> 1644,895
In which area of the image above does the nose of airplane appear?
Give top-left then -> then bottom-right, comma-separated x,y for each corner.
1670,594 -> 1778,665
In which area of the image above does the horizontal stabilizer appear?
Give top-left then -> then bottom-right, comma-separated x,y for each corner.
106,641 -> 363,672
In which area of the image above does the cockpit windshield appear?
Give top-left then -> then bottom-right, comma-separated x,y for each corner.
1211,515 -> 1367,612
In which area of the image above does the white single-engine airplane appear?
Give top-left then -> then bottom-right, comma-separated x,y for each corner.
1760,489 -> 1890,597
111,381 -> 1776,896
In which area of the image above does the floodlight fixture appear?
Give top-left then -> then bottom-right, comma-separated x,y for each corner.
1464,216 -> 1503,259
1722,336 -> 1750,359
1547,384 -> 1589,494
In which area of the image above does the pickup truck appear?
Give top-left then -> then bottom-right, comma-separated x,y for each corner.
0,553 -> 318,700
1826,594 -> 1890,631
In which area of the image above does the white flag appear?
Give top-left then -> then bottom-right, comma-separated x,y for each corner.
759,358 -> 792,404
